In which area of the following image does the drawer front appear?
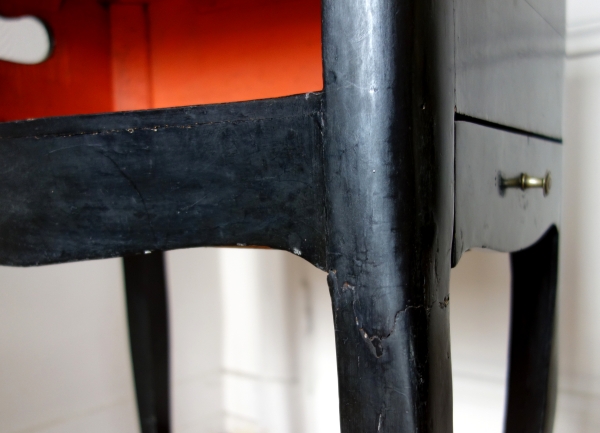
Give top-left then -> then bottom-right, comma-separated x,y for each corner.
455,0 -> 564,139
452,121 -> 562,266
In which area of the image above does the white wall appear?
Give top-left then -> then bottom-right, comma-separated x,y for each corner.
0,247 -> 338,433
0,259 -> 139,433
554,53 -> 600,432
450,251 -> 511,433
166,249 -> 223,433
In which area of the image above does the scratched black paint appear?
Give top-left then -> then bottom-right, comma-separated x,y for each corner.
321,0 -> 455,431
0,94 -> 326,267
0,0 -> 566,432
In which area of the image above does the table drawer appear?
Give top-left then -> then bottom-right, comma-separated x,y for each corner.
452,121 -> 562,266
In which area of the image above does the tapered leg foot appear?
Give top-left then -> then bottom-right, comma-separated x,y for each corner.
505,227 -> 559,433
123,252 -> 170,433
327,264 -> 452,433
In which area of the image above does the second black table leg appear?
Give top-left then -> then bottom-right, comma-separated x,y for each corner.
123,252 -> 170,433
505,227 -> 559,433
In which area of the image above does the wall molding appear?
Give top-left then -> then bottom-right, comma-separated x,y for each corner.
567,21 -> 600,58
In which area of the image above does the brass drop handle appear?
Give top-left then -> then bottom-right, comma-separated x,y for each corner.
501,172 -> 551,196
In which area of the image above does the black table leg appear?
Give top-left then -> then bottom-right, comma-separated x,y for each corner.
327,265 -> 452,433
505,227 -> 559,433
123,252 -> 170,433
321,0 -> 455,430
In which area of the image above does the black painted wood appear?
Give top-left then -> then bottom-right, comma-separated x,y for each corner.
123,251 -> 170,433
322,0 -> 455,432
455,0 -> 565,138
0,0 -> 568,432
453,121 -> 563,266
505,226 -> 559,433
0,93 -> 326,268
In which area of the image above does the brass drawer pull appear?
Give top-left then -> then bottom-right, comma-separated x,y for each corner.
501,172 -> 551,196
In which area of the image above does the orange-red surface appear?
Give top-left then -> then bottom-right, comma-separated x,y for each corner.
110,3 -> 152,111
0,0 -> 323,121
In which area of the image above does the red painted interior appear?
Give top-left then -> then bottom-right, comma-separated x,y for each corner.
0,0 -> 323,121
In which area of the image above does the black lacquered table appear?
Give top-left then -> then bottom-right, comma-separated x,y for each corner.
0,1 -> 565,432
